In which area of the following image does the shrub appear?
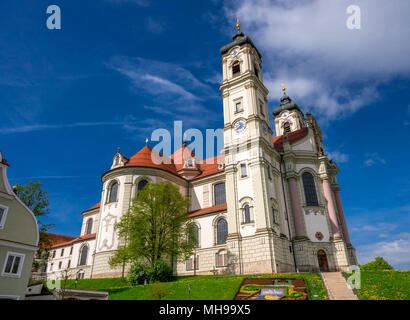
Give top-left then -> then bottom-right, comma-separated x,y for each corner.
360,257 -> 394,271
127,260 -> 173,285
148,282 -> 168,300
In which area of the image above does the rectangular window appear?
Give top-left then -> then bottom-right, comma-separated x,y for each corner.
52,251 -> 56,258
0,205 -> 8,229
267,166 -> 271,180
235,102 -> 242,113
2,252 -> 25,277
241,164 -> 247,178
186,256 -> 199,271
214,183 -> 226,206
70,247 -> 73,255
50,263 -> 53,271
68,260 -> 71,268
58,261 -> 62,269
216,253 -> 227,267
61,249 -> 64,257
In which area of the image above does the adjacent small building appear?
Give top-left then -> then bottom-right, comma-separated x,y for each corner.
0,151 -> 39,300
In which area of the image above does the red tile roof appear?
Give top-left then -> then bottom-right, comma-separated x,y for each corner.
82,202 -> 101,213
273,127 -> 309,150
125,145 -> 179,176
170,145 -> 201,172
50,233 -> 96,249
189,203 -> 227,218
40,232 -> 76,248
193,155 -> 225,180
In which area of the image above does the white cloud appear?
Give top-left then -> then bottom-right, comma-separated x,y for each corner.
0,121 -> 130,134
224,0 -> 410,120
107,56 -> 221,129
351,223 -> 396,233
357,238 -> 410,269
327,150 -> 349,163
363,152 -> 386,166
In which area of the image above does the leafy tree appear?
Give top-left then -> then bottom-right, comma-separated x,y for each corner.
360,257 -> 394,271
14,181 -> 54,233
14,181 -> 54,273
109,181 -> 195,276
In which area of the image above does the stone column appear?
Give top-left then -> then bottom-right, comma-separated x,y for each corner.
322,179 -> 342,239
333,190 -> 351,244
287,177 -> 305,238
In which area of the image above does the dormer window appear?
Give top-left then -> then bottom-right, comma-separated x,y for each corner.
232,61 -> 240,76
114,156 -> 119,165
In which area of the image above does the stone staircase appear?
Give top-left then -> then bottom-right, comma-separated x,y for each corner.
321,272 -> 359,300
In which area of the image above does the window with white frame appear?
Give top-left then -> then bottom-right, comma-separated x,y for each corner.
186,255 -> 199,271
215,250 -> 227,267
60,248 -> 64,257
244,205 -> 251,223
235,101 -> 242,113
2,252 -> 25,278
240,163 -> 247,178
86,218 -> 93,234
107,181 -> 119,203
0,205 -> 8,229
58,261 -> 62,269
214,183 -> 226,206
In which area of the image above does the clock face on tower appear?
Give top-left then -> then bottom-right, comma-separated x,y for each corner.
234,120 -> 246,132
282,112 -> 289,119
231,49 -> 239,57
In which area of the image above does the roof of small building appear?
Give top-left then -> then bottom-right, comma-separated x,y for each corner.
189,203 -> 227,218
82,202 -> 101,214
272,127 -> 309,150
40,232 -> 76,249
50,233 -> 96,249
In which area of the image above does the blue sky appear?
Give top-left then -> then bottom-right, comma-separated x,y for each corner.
1,0 -> 409,269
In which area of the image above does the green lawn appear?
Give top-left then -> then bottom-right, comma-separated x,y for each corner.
52,273 -> 328,300
343,270 -> 410,300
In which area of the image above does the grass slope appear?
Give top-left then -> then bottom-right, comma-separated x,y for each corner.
54,273 -> 327,300
344,270 -> 410,300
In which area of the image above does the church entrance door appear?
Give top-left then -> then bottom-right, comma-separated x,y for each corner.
317,250 -> 329,272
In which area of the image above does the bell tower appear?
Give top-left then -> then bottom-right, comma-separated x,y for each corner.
220,17 -> 273,146
219,19 -> 279,274
272,84 -> 305,136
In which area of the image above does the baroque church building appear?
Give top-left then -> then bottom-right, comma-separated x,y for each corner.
46,27 -> 357,280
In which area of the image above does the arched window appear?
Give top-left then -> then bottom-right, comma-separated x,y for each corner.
232,61 -> 240,76
79,245 -> 88,266
216,218 -> 228,245
214,183 -> 226,206
85,218 -> 93,235
137,179 -> 148,191
284,122 -> 291,133
244,205 -> 251,223
108,181 -> 118,203
189,224 -> 199,248
302,172 -> 319,206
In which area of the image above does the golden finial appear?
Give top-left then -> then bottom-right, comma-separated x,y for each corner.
236,16 -> 241,31
145,138 -> 149,145
282,80 -> 286,93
